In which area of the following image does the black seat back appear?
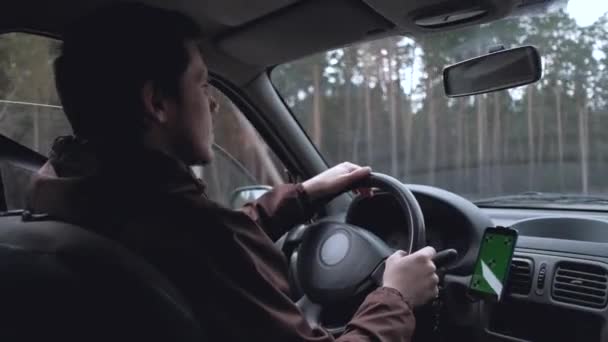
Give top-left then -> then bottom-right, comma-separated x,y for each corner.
0,214 -> 203,342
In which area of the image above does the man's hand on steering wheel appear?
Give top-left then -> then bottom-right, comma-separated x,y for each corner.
302,162 -> 372,202
384,247 -> 440,307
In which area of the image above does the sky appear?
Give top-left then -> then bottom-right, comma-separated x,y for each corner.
566,0 -> 608,27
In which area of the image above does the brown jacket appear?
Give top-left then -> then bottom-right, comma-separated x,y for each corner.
26,138 -> 415,342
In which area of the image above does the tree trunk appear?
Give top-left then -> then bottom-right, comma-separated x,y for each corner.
33,108 -> 40,152
455,99 -> 465,170
554,85 -> 564,191
476,95 -> 485,195
402,99 -> 413,180
388,49 -> 399,176
463,102 -> 470,190
537,100 -> 545,166
527,86 -> 535,189
364,72 -> 374,165
352,83 -> 364,162
395,75 -> 403,179
312,63 -> 323,147
341,49 -> 357,163
403,46 -> 416,178
578,101 -> 589,194
492,92 -> 502,193
343,69 -> 352,163
427,77 -> 437,185
503,101 -> 510,165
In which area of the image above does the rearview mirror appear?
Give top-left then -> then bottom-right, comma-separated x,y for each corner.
443,46 -> 542,97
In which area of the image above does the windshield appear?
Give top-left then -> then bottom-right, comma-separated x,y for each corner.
271,1 -> 608,205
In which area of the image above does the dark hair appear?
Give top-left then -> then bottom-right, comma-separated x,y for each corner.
54,2 -> 202,144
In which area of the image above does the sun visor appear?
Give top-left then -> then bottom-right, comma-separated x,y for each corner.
216,0 -> 395,67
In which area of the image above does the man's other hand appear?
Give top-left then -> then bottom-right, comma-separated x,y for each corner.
383,247 -> 439,307
302,162 -> 372,202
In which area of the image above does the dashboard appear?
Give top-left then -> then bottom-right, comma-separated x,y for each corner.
346,192 -> 467,253
482,208 -> 608,342
346,184 -> 489,275
343,184 -> 608,342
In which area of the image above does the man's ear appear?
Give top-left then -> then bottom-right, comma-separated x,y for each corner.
141,81 -> 168,123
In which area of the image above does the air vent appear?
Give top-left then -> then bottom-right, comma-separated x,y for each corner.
507,258 -> 533,295
552,262 -> 608,308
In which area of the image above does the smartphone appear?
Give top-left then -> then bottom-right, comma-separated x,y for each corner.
468,226 -> 518,301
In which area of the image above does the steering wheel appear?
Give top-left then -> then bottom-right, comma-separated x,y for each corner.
287,172 -> 426,331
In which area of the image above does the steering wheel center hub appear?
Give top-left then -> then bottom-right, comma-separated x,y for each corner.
320,231 -> 350,266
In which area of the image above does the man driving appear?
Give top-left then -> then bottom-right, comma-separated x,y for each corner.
26,3 -> 439,341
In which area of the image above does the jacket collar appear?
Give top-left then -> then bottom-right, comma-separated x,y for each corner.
27,136 -> 207,228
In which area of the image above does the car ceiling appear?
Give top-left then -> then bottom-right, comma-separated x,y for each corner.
1,0 -> 557,86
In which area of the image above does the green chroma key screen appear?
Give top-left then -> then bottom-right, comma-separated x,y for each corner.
469,228 -> 517,300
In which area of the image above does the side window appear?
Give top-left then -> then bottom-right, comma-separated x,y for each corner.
196,86 -> 286,206
0,33 -> 285,209
0,33 -> 71,155
0,33 -> 71,209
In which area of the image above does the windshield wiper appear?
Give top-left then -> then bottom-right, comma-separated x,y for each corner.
474,192 -> 608,207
